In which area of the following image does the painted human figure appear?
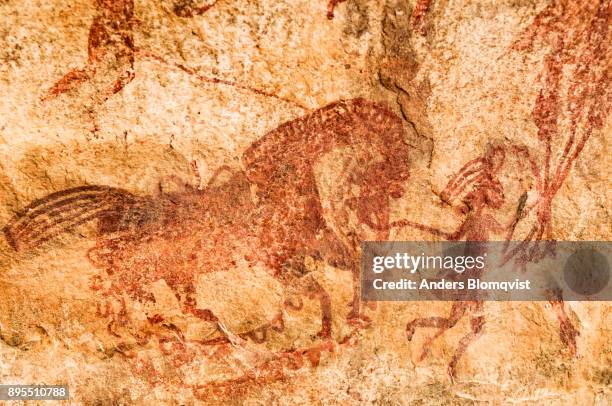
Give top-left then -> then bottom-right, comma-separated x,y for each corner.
393,146 -> 515,378
393,138 -> 586,377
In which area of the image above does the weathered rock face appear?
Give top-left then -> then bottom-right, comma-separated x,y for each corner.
0,0 -> 610,404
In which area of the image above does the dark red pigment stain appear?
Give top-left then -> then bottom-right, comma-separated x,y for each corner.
411,0 -> 433,35
4,98 -> 410,397
327,0 -> 348,19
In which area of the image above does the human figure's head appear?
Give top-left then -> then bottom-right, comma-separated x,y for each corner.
440,145 -> 506,213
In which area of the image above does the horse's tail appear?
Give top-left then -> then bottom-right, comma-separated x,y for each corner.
3,185 -> 149,251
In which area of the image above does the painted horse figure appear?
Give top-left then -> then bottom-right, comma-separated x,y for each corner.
3,98 -> 410,349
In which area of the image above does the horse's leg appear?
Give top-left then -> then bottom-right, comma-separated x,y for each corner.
447,315 -> 485,380
278,254 -> 333,340
308,227 -> 368,329
300,277 -> 333,339
406,301 -> 468,359
346,263 -> 372,328
180,287 -> 247,347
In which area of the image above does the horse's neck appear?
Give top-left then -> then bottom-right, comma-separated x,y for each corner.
246,103 -> 357,166
243,98 -> 407,200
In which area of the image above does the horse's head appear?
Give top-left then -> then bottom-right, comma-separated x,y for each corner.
243,98 -> 411,246
333,100 -> 411,241
345,154 -> 409,240
439,145 -> 507,213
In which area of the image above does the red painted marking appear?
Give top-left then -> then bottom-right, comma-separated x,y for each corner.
172,0 -> 220,17
137,49 -> 309,111
327,0 -> 348,19
41,0 -> 309,136
411,0 -> 433,35
394,1 -> 610,378
4,98 -> 410,395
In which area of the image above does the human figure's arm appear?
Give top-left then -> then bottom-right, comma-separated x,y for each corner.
390,219 -> 463,241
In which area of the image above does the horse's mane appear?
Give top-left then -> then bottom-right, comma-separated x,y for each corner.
242,98 -> 409,198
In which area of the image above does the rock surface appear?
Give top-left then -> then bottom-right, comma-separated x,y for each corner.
0,0 -> 610,404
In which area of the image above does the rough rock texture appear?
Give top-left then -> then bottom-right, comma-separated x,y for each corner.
0,0 -> 610,404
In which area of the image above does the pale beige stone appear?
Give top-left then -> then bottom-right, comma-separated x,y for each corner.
0,0 -> 610,404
